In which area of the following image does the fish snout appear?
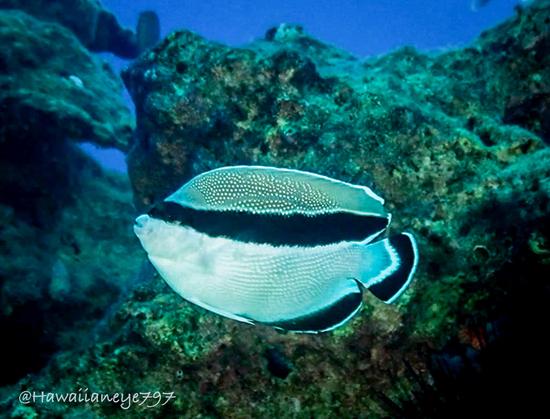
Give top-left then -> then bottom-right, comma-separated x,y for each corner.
134,214 -> 152,237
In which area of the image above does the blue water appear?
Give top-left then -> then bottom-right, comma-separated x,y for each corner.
104,0 -> 520,56
79,142 -> 127,173
86,0 -> 521,173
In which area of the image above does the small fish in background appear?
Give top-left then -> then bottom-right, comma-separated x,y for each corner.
136,11 -> 161,53
134,166 -> 419,333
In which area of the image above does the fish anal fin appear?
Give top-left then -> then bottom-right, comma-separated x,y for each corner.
264,289 -> 363,333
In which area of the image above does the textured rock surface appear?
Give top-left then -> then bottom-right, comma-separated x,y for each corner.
2,1 -> 549,418
0,145 -> 141,387
122,2 -> 549,208
0,9 -> 133,149
0,4 -> 140,396
0,0 -> 149,59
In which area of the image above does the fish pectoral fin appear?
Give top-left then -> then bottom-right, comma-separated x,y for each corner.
262,288 -> 363,333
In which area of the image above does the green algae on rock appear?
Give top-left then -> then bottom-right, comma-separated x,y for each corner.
122,2 -> 548,208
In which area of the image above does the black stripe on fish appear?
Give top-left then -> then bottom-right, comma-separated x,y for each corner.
148,201 -> 389,246
264,289 -> 363,333
367,233 -> 418,303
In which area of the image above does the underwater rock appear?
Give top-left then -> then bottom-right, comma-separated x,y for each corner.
434,0 -> 550,143
49,258 -> 71,302
0,0 -> 143,411
122,2 -> 549,208
0,8 -> 139,391
0,9 -> 133,149
0,144 -> 141,387
2,1 -> 549,417
122,25 -> 359,207
0,0 -> 160,59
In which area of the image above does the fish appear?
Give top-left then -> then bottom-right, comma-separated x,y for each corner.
136,11 -> 160,53
134,166 -> 418,333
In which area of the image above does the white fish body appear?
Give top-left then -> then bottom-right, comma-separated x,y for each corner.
134,166 -> 418,333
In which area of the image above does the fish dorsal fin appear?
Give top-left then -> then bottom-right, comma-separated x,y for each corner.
166,166 -> 386,217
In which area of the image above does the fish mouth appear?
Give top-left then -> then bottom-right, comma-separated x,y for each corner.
134,214 -> 151,235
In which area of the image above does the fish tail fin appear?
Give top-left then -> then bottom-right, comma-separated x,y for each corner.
356,233 -> 418,303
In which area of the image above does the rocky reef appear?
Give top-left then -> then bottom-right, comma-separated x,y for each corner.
0,9 -> 133,149
0,0 -> 159,59
2,1 -> 550,418
0,2 -> 140,397
122,2 -> 550,208
0,150 -> 140,387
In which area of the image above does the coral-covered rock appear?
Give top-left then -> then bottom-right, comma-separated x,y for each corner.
0,0 -> 157,59
0,9 -> 133,149
122,3 -> 549,208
